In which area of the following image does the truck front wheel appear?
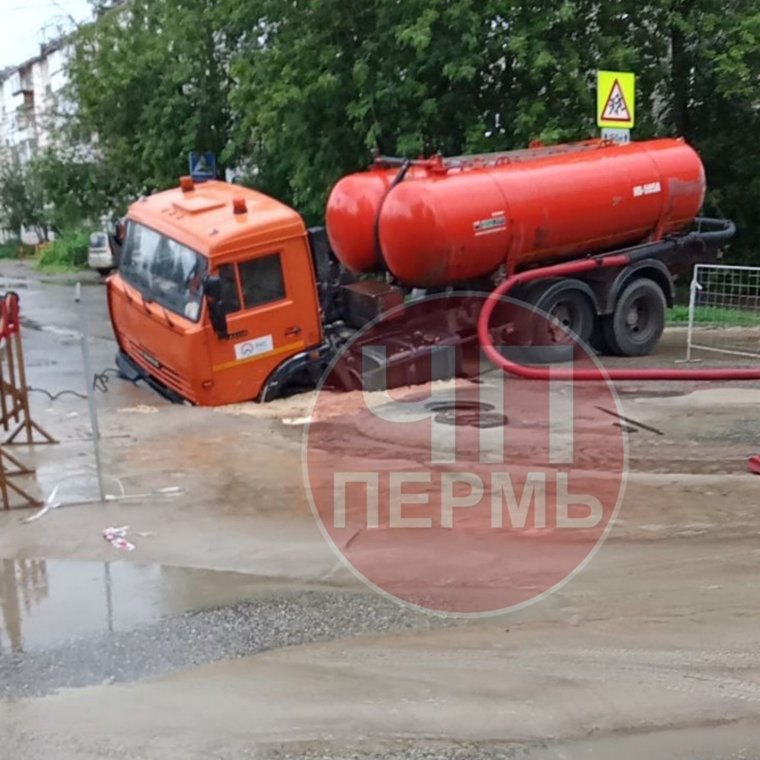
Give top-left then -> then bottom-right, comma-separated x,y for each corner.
603,278 -> 666,357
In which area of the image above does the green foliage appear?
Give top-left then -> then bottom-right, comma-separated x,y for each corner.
0,240 -> 19,260
36,228 -> 91,271
67,0 -> 233,194
0,146 -> 120,252
669,304 -> 760,326
0,152 -> 49,241
31,147 -> 124,234
649,0 -> 760,264
222,0 -> 760,243
0,239 -> 33,260
4,0 -> 758,263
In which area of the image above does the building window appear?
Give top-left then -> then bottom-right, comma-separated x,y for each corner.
239,254 -> 286,309
218,263 -> 241,314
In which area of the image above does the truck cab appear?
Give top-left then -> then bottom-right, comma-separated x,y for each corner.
107,179 -> 324,406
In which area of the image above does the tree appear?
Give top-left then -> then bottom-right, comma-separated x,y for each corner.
56,0 -> 760,259
619,0 -> 760,262
67,0 -> 233,194
30,146 -> 123,234
224,0 -> 760,257
0,153 -> 49,242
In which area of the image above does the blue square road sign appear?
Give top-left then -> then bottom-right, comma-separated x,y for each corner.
188,152 -> 217,181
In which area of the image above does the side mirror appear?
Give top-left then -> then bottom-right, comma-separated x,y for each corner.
203,275 -> 228,340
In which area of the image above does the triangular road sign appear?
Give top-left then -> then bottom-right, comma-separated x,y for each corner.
188,151 -> 217,180
601,79 -> 631,123
193,155 -> 211,174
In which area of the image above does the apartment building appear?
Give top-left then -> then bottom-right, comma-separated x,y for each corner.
0,37 -> 71,163
0,39 -> 73,242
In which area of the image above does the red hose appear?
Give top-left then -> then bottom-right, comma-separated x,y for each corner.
477,255 -> 760,381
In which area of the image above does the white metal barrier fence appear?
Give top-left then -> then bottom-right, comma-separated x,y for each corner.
686,264 -> 760,361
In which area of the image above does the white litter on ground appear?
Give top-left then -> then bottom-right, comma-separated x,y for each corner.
118,405 -> 160,414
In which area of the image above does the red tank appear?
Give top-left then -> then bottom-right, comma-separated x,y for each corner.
325,138 -> 706,288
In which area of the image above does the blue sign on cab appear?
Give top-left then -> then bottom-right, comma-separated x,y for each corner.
189,152 -> 217,181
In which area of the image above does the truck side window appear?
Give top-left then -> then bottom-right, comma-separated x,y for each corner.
239,254 -> 286,309
218,264 -> 241,314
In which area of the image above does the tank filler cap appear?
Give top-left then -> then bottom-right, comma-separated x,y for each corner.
427,154 -> 448,175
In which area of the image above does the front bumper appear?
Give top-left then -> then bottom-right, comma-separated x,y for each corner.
89,251 -> 115,270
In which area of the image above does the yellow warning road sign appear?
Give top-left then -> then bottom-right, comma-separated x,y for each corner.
597,71 -> 635,129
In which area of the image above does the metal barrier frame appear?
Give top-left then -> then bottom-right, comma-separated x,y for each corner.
686,264 -> 760,362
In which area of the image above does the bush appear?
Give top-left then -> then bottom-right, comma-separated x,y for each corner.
36,228 -> 91,271
0,238 -> 34,259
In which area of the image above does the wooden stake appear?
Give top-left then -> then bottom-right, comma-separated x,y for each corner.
0,446 -> 41,510
0,295 -> 56,446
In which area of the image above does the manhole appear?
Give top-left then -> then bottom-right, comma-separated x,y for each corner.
425,401 -> 508,429
425,400 -> 495,413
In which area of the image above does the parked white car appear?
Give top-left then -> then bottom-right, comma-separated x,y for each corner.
88,231 -> 115,275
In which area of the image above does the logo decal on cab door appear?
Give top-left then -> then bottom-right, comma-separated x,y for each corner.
235,335 -> 274,361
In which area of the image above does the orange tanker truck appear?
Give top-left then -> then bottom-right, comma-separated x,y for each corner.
107,138 -> 734,406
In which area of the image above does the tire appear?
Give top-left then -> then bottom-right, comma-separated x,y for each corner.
97,268 -> 112,276
603,278 -> 666,356
529,280 -> 595,348
589,318 -> 613,355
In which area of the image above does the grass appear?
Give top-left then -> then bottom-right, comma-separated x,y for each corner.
35,228 -> 90,272
668,304 -> 760,327
0,239 -> 35,260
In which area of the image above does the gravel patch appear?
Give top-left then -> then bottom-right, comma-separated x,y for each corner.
0,590 -> 450,700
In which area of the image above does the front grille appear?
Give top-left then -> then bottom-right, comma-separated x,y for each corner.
122,335 -> 193,398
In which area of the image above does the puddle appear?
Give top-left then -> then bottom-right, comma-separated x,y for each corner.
0,559 -> 276,653
0,281 -> 29,290
20,317 -> 82,340
40,325 -> 82,340
20,317 -> 44,332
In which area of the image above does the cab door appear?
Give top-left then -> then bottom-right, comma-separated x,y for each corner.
205,238 -> 322,404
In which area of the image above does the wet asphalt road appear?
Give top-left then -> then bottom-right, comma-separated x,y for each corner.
3,262 -> 760,759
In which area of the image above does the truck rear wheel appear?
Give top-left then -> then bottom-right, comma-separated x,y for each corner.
603,278 -> 666,356
528,279 -> 595,348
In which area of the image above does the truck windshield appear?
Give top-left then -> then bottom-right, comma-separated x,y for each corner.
120,222 -> 208,322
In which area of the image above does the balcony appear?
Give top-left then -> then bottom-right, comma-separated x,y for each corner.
9,70 -> 33,97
